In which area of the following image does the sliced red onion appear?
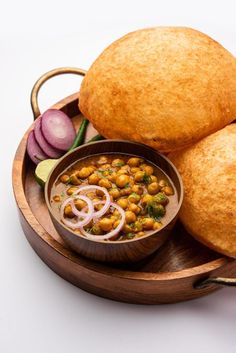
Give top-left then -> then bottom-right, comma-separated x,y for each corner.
73,185 -> 111,219
27,130 -> 49,164
34,117 -> 63,158
79,202 -> 125,241
60,195 -> 94,229
41,109 -> 76,151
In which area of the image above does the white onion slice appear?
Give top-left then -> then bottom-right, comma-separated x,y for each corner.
73,185 -> 111,219
79,202 -> 125,241
60,195 -> 94,229
69,196 -> 88,218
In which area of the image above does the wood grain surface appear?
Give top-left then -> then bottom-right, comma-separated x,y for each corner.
12,92 -> 236,304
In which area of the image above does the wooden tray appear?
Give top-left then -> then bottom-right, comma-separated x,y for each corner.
12,68 -> 236,304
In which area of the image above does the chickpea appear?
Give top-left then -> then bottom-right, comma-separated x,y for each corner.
128,193 -> 141,204
97,156 -> 108,165
150,175 -> 158,183
121,165 -> 130,171
91,224 -> 103,235
128,203 -> 141,215
107,172 -> 117,182
120,187 -> 132,196
102,164 -> 111,169
88,166 -> 96,173
96,189 -> 104,197
78,167 -> 92,179
143,165 -> 154,176
64,205 -> 74,218
125,211 -> 137,223
98,179 -> 112,189
153,221 -> 162,230
151,204 -> 166,217
116,174 -> 130,188
134,171 -> 145,182
133,221 -> 143,232
117,198 -> 128,209
140,163 -> 147,170
112,158 -> 125,167
162,186 -> 174,196
153,193 -> 168,205
128,178 -> 134,187
99,218 -> 114,232
132,185 -> 143,195
70,174 -> 81,186
113,209 -> 120,217
159,179 -> 167,188
147,182 -> 160,195
109,188 -> 120,199
141,194 -> 153,205
74,170 -> 81,178
67,186 -> 78,195
130,167 -> 140,174
116,169 -> 129,176
123,224 -> 133,234
113,220 -> 120,229
137,231 -> 145,237
142,218 -> 154,230
60,174 -> 70,183
127,157 -> 142,167
53,195 -> 61,202
110,215 -> 117,222
88,173 -> 100,185
94,203 -> 103,211
74,199 -> 86,210
87,192 -> 95,199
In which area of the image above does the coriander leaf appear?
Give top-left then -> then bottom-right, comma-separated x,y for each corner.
127,233 -> 135,239
115,162 -> 125,167
143,173 -> 151,184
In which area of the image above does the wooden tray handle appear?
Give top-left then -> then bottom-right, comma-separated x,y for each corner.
195,276 -> 236,289
30,67 -> 87,120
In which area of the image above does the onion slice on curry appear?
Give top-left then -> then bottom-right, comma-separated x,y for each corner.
79,202 -> 125,241
72,185 -> 111,219
60,195 -> 94,229
60,185 -> 126,240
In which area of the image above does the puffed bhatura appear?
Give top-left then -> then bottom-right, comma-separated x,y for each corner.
169,124 -> 236,258
79,27 -> 236,152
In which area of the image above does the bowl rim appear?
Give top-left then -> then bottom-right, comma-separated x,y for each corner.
45,139 -> 184,245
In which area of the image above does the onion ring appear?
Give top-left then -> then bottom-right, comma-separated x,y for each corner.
72,185 -> 111,219
60,195 -> 94,229
79,202 -> 125,241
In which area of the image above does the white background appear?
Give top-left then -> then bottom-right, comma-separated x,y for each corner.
1,1 -> 236,352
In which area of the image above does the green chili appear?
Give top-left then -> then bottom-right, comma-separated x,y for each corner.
68,119 -> 89,151
87,134 -> 105,143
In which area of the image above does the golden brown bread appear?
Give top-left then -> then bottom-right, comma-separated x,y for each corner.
79,27 -> 236,152
169,124 -> 236,258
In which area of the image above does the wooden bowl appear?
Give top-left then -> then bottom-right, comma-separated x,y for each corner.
12,67 -> 236,304
45,140 -> 183,263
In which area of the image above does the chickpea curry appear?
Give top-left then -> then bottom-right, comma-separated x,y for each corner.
50,154 -> 177,241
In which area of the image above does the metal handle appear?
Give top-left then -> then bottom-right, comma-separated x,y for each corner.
30,67 -> 87,120
195,276 -> 236,289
